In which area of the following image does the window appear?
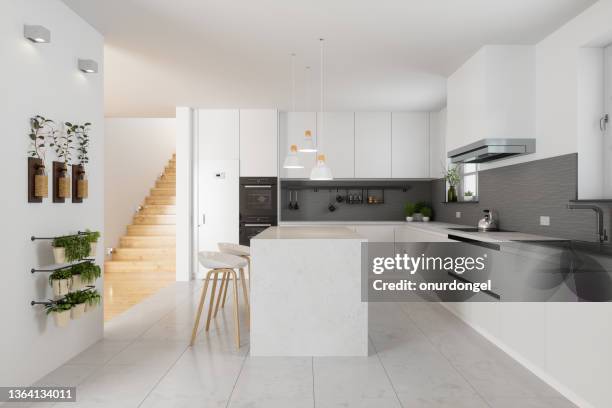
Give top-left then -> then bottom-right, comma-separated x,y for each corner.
461,163 -> 478,199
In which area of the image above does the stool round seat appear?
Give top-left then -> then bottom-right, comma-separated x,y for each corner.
218,242 -> 250,257
198,251 -> 247,269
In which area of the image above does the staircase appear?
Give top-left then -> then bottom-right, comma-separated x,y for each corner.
104,154 -> 176,321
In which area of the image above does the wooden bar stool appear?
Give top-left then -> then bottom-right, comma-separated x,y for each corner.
190,251 -> 247,348
217,243 -> 251,317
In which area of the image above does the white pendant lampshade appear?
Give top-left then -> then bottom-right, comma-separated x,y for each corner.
298,130 -> 317,153
310,154 -> 333,180
283,144 -> 304,169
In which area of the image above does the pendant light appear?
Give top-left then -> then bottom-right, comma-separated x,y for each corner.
310,38 -> 333,180
283,54 -> 304,169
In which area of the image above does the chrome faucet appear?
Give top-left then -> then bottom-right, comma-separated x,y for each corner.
567,203 -> 609,243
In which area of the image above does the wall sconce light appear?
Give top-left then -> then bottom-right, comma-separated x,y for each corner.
24,25 -> 51,43
78,59 -> 98,73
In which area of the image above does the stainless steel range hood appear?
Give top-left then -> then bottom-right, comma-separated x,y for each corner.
448,138 -> 536,164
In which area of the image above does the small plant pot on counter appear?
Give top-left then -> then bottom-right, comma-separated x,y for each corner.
422,217 -> 430,222
52,247 -> 66,264
405,216 -> 413,222
71,302 -> 86,319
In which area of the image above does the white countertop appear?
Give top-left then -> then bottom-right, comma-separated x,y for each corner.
398,221 -> 567,243
253,226 -> 364,240
279,221 -> 408,226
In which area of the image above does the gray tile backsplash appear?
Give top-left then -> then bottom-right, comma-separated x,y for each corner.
432,153 -> 610,242
280,181 -> 432,222
280,153 -> 610,242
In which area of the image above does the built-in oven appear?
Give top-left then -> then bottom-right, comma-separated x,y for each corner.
239,216 -> 276,246
239,177 -> 278,246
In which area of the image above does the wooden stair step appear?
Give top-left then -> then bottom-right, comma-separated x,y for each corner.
140,205 -> 176,215
119,236 -> 175,248
145,196 -> 176,205
112,248 -> 175,261
133,214 -> 176,225
150,188 -> 176,197
104,261 -> 176,273
155,180 -> 176,189
127,225 -> 175,236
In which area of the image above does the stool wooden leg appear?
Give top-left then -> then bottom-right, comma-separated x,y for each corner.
221,270 -> 230,308
246,256 -> 251,291
228,269 -> 240,349
239,267 -> 250,326
205,269 -> 220,332
213,271 -> 228,317
190,269 -> 214,346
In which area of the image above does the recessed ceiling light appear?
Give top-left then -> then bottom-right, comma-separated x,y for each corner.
78,59 -> 98,74
24,25 -> 50,43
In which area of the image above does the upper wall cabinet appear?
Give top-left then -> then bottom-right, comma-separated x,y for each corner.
239,109 -> 278,177
429,109 -> 447,178
446,45 -> 535,154
280,112 -> 317,179
355,112 -> 391,178
391,112 -> 429,178
317,112 -> 355,178
198,109 -> 239,160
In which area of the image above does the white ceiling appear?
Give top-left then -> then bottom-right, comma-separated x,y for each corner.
61,0 -> 596,117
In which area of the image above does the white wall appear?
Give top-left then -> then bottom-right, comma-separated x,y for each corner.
0,0 -> 104,386
104,118 -> 176,249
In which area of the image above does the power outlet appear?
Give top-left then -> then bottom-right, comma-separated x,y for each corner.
540,216 -> 550,226
456,211 -> 461,218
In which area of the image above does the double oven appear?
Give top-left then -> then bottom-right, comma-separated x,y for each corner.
239,177 -> 278,246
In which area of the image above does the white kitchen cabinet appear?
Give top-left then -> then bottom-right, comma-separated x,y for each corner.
279,112 -> 317,179
317,112 -> 355,178
239,109 -> 278,177
355,112 -> 391,178
429,109 -> 447,178
198,109 -> 239,160
391,112 -> 429,178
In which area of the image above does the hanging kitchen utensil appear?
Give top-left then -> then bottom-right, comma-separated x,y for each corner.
288,190 -> 294,210
328,189 -> 336,212
294,190 -> 299,210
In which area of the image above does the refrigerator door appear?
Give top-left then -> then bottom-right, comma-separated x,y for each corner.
197,159 -> 239,276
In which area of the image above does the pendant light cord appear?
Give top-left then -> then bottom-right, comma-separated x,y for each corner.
319,38 -> 325,150
291,53 -> 296,112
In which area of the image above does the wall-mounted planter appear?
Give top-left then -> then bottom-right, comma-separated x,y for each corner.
53,161 -> 71,202
52,310 -> 71,328
72,164 -> 87,203
52,247 -> 66,264
28,158 -> 48,202
71,303 -> 86,319
51,278 -> 70,298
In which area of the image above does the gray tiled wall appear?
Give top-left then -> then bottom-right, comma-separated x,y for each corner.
432,153 -> 610,242
280,181 -> 432,222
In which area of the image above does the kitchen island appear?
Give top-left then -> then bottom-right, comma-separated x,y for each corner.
250,226 -> 368,356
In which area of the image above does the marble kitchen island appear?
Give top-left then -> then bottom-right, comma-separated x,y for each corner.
250,226 -> 368,356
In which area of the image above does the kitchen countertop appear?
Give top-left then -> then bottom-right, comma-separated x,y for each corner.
253,226 -> 364,240
279,221 -> 409,226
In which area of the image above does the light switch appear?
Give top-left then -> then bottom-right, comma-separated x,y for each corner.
540,216 -> 550,226
456,211 -> 461,218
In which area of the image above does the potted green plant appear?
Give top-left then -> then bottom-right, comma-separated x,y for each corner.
49,269 -> 72,297
64,291 -> 88,319
78,262 -> 101,286
83,230 -> 101,257
84,290 -> 101,313
52,123 -> 73,198
413,201 -> 429,221
421,206 -> 432,222
28,116 -> 57,199
444,165 -> 460,202
69,122 -> 92,198
404,202 -> 416,222
52,235 -> 90,263
45,302 -> 73,328
464,190 -> 474,201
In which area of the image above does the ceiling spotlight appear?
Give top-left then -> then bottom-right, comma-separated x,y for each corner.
24,25 -> 50,43
78,59 -> 98,74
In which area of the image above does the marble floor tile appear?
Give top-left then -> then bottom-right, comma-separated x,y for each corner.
66,340 -> 131,365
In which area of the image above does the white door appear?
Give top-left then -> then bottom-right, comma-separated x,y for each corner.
317,112 -> 355,178
197,160 -> 239,276
279,112 -> 317,179
240,109 -> 278,177
355,112 -> 391,178
391,112 -> 429,178
198,109 -> 239,160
